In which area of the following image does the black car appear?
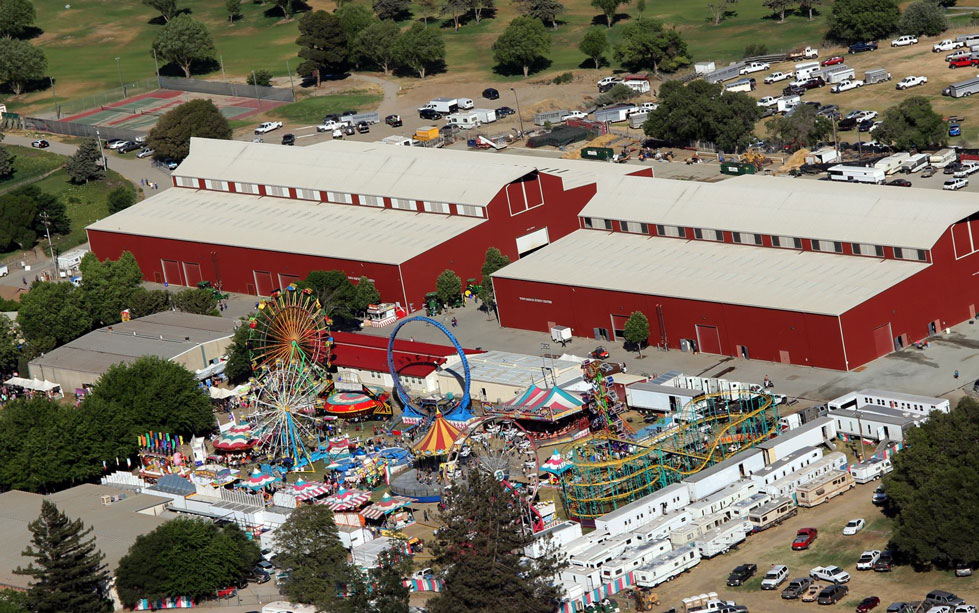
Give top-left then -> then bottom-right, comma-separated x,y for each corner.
119,141 -> 142,153
419,108 -> 442,120
887,178 -> 912,187
726,563 -> 757,586
483,87 -> 500,100
817,584 -> 848,605
281,133 -> 295,145
782,85 -> 807,96
496,106 -> 515,116
945,162 -> 965,174
356,121 -> 370,133
385,114 -> 403,127
322,113 -> 340,123
849,41 -> 879,53
837,117 -> 859,131
874,551 -> 894,572
858,119 -> 875,132
340,109 -> 357,116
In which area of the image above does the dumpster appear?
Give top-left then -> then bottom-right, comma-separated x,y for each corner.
581,146 -> 615,161
720,161 -> 757,175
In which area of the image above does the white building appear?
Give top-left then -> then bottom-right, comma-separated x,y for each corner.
761,451 -> 848,498
754,417 -> 836,464
828,389 -> 949,417
594,482 -> 691,536
750,446 -> 824,488
681,450 -> 766,501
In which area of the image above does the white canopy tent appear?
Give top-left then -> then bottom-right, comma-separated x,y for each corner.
4,376 -> 62,394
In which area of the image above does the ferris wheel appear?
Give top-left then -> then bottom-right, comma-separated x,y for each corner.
248,286 -> 332,368
247,360 -> 328,468
450,417 -> 541,498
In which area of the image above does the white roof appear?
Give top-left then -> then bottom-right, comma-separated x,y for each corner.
174,139 -> 638,206
581,174 -> 979,250
86,188 -> 484,265
493,230 -> 929,316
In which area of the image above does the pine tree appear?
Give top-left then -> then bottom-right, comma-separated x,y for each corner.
64,139 -> 104,184
427,470 -> 566,612
0,145 -> 14,179
15,501 -> 112,613
368,544 -> 412,612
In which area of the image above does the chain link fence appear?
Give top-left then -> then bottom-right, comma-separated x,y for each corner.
158,76 -> 295,102
22,117 -> 145,142
55,78 -> 161,118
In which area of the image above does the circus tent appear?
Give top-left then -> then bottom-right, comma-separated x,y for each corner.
413,411 -> 461,456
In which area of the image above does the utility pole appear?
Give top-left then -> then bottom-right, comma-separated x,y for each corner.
95,129 -> 107,170
49,77 -> 58,119
510,87 -> 525,139
40,211 -> 57,281
285,59 -> 296,97
252,70 -> 263,111
152,49 -> 162,87
220,54 -> 228,83
114,57 -> 126,97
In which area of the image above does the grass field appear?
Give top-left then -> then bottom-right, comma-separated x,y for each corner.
0,145 -> 65,190
269,91 -> 383,124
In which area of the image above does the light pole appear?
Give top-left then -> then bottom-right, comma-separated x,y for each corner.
114,57 -> 126,98
285,59 -> 296,96
510,87 -> 525,138
39,211 -> 57,280
49,76 -> 58,119
95,129 -> 107,170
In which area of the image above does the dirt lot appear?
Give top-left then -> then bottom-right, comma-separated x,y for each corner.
611,480 -> 979,612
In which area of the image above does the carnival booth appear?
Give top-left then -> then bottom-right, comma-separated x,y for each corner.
360,492 -> 415,531
485,385 -> 588,441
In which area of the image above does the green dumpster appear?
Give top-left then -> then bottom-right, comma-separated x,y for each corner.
581,146 -> 615,161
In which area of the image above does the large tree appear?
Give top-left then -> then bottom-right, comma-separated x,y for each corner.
0,316 -> 20,377
223,320 -> 253,385
643,79 -> 760,152
151,14 -> 215,78
898,0 -> 946,37
874,96 -> 946,152
442,0 -> 468,30
591,0 -> 628,28
765,102 -> 832,151
299,269 -> 357,322
467,0 -> 495,23
76,251 -> 143,327
355,20 -> 401,75
108,185 -> 137,214
615,19 -> 689,73
128,287 -> 172,318
352,276 -> 381,315
492,16 -> 550,77
143,0 -> 178,23
0,185 -> 70,252
337,4 -> 376,62
416,0 -> 441,24
16,281 -> 92,355
427,470 -> 566,612
763,0 -> 792,23
798,0 -> 821,20
827,0 -> 899,43
116,519 -> 259,606
707,0 -> 737,25
64,138 -> 104,184
296,10 -> 348,87
396,22 -> 445,78
171,287 -> 219,315
517,0 -> 565,29
885,397 -> 979,568
0,144 -> 14,179
579,27 -> 609,68
435,269 -> 462,306
373,0 -> 411,20
275,505 -> 364,612
477,247 -> 510,311
0,38 -> 46,95
368,545 -> 412,613
15,501 -> 112,613
146,99 -> 232,161
0,0 -> 36,39
623,311 -> 649,357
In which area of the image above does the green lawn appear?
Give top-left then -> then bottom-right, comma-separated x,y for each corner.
29,169 -> 130,255
0,145 -> 65,189
269,91 -> 383,124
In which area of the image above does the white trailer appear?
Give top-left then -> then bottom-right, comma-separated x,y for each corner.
631,511 -> 694,543
599,538 -> 673,582
428,97 -> 458,113
724,78 -> 755,93
776,95 -> 801,114
634,546 -> 701,587
828,164 -> 885,184
943,77 -> 979,98
874,152 -> 911,174
824,66 -> 855,84
693,521 -> 748,558
805,146 -> 839,165
850,457 -> 892,484
594,106 -> 633,123
900,153 -> 929,173
794,61 -> 821,80
550,325 -> 572,345
930,148 -> 957,168
351,536 -> 394,569
621,75 -> 652,94
865,68 -> 892,85
57,247 -> 89,271
447,112 -> 480,130
473,108 -> 497,124
381,135 -> 419,146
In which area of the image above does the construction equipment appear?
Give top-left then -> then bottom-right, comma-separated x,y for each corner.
632,588 -> 661,611
741,150 -> 770,170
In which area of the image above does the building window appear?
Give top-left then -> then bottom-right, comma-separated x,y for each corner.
772,236 -> 802,249
266,185 -> 288,198
423,201 -> 450,214
694,228 -> 722,241
361,195 -> 384,207
295,188 -> 319,201
621,221 -> 649,234
811,239 -> 843,253
583,217 -> 593,228
326,191 -> 353,204
733,232 -> 762,245
655,225 -> 684,238
203,179 -> 228,191
852,243 -> 884,257
235,182 -> 259,194
176,176 -> 197,188
456,204 -> 484,217
391,198 -> 416,211
894,247 -> 927,261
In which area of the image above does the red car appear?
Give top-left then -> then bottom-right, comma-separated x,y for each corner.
822,56 -> 844,66
792,527 -> 818,550
216,586 -> 237,599
949,56 -> 979,68
856,596 -> 880,612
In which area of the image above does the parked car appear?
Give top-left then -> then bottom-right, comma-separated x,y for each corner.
119,141 -> 142,153
802,584 -> 823,602
727,563 -> 758,586
934,39 -> 964,52
946,162 -> 965,175
164,159 -> 178,170
849,41 -> 878,53
740,61 -> 771,75
255,561 -> 275,574
955,162 -> 979,177
843,519 -> 866,535
802,76 -> 827,90
761,565 -> 790,589
419,108 -> 443,120
757,96 -> 778,107
944,177 -> 969,190
385,114 -> 403,127
254,121 -> 282,134
483,88 -> 500,100
891,35 -> 918,47
317,119 -> 347,132
887,178 -> 912,187
496,106 -> 515,116
765,71 -> 793,84
817,584 -> 848,605
874,551 -> 894,572
31,139 -> 50,148
811,565 -> 851,584
922,166 -> 937,178
924,591 -> 965,607
896,75 -> 927,89
949,57 -> 979,68
857,550 -> 882,570
105,138 -> 125,149
793,528 -> 818,550
356,121 -> 370,133
562,111 -> 588,120
955,564 -> 973,577
831,80 -> 863,93
822,56 -> 845,66
343,124 -> 355,135
216,586 -> 237,599
857,596 -> 882,612
783,85 -> 807,97
281,133 -> 295,145
954,606 -> 978,613
887,603 -> 914,613
950,123 -> 962,137
136,148 -> 154,158
782,577 -> 813,599
872,486 -> 887,504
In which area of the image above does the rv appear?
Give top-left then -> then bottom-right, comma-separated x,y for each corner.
599,538 -> 673,581
850,457 -> 893,484
827,165 -> 886,184
724,78 -> 756,93
930,148 -> 957,168
447,112 -> 480,130
900,153 -> 930,173
634,546 -> 702,588
794,61 -> 821,81
796,470 -> 855,508
693,521 -> 748,558
776,95 -> 801,114
746,497 -> 798,532
472,108 -> 497,124
874,152 -> 911,174
943,77 -> 979,98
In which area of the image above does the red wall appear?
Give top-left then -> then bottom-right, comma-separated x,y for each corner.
493,277 -> 846,369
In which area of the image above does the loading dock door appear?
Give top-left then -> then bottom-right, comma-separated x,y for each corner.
871,323 -> 893,358
610,314 -> 629,340
162,259 -> 182,286
253,271 -> 274,297
516,228 -> 550,257
695,324 -> 722,355
183,262 -> 202,287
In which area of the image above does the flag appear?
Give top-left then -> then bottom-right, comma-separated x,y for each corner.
127,457 -> 132,468
102,460 -> 107,471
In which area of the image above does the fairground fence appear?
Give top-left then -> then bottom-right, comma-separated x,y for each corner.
55,78 -> 160,117
158,76 -> 295,102
21,116 -> 146,143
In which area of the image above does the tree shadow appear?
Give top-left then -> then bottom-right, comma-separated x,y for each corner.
578,57 -> 610,69
17,25 -> 44,40
262,0 -> 311,20
759,12 -> 787,22
492,56 -> 552,77
589,12 -> 629,27
796,7 -> 820,18
0,76 -> 51,96
147,8 -> 192,25
157,57 -> 221,78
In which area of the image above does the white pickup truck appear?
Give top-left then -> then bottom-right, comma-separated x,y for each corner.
934,39 -> 965,52
740,61 -> 771,75
764,71 -> 793,84
254,121 -> 283,134
810,565 -> 851,584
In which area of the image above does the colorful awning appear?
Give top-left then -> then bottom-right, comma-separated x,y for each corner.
318,488 -> 372,511
289,479 -> 331,501
244,469 -> 277,490
541,450 -> 572,475
323,391 -> 384,416
413,412 -> 462,456
213,425 -> 256,451
360,494 -> 413,519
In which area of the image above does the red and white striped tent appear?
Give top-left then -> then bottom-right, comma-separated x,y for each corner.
289,479 -> 332,501
360,493 -> 413,520
318,488 -> 371,511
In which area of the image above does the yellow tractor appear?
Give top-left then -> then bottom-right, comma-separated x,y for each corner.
741,150 -> 769,170
631,587 -> 661,611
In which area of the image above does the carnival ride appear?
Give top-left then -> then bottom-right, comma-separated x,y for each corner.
244,286 -> 334,470
560,364 -> 780,521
